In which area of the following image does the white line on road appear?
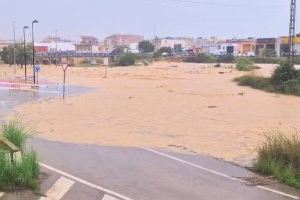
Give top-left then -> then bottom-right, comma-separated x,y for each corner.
0,192 -> 4,198
102,194 -> 120,200
40,162 -> 134,200
39,177 -> 75,200
142,147 -> 299,200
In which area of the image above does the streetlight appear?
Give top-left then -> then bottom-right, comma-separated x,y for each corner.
23,25 -> 29,81
55,30 -> 59,66
32,19 -> 38,84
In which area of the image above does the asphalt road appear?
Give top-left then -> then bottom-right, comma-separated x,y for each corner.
29,137 -> 300,200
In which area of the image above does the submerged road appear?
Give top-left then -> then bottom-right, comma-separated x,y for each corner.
1,83 -> 299,200
30,137 -> 300,200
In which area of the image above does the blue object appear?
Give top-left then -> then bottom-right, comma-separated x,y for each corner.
35,65 -> 41,72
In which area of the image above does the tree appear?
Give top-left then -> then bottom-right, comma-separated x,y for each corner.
0,44 -> 32,65
154,47 -> 173,57
111,45 -> 128,55
118,53 -> 136,66
138,41 -> 155,53
261,48 -> 276,57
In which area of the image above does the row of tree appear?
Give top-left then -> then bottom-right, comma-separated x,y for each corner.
0,44 -> 33,65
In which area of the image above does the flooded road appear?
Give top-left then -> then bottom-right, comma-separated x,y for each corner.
0,83 -> 93,120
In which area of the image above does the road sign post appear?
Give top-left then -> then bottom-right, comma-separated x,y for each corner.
34,65 -> 41,85
62,63 -> 69,99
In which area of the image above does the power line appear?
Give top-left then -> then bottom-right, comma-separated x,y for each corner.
289,0 -> 296,66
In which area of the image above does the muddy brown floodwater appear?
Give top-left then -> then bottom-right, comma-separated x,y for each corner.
2,62 -> 300,167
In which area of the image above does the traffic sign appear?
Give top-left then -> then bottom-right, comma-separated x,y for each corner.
34,65 -> 41,73
62,64 -> 68,71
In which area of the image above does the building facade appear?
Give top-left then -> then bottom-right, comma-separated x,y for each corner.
104,34 -> 144,47
154,37 -> 194,51
256,38 -> 277,57
237,38 -> 256,56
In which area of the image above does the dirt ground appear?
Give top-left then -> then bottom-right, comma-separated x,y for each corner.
1,62 -> 300,166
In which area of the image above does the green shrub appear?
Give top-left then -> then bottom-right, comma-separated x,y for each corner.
118,53 -> 136,66
16,152 -> 40,190
271,62 -> 300,85
0,151 -> 40,191
255,133 -> 300,188
236,57 -> 254,71
1,119 -> 30,150
235,75 -> 274,91
0,119 -> 39,191
278,79 -> 300,95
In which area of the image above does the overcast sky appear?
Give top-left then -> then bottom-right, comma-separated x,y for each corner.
0,0 -> 293,41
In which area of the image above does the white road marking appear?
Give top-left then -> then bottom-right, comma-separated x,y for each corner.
40,162 -> 134,200
39,177 -> 75,200
0,192 -> 4,198
102,194 -> 120,200
142,147 -> 299,200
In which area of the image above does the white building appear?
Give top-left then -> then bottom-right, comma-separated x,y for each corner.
209,42 -> 239,56
35,42 -> 75,53
154,37 -> 194,50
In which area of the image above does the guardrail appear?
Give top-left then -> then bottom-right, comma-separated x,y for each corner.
0,137 -> 21,163
36,52 -> 116,58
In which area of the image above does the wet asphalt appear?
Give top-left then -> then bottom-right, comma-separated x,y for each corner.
29,137 -> 299,200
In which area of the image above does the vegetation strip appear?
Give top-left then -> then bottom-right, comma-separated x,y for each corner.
255,133 -> 300,189
235,62 -> 300,96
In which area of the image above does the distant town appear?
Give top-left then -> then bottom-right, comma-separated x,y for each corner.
0,33 -> 297,65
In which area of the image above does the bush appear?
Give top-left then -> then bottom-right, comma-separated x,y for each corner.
1,119 -> 30,150
271,62 -> 300,85
235,75 -> 274,91
255,133 -> 300,188
118,53 -> 136,66
236,57 -> 254,71
0,151 -> 40,191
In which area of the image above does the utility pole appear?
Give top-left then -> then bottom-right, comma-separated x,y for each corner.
288,0 -> 297,66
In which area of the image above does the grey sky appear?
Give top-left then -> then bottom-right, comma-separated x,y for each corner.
0,0 -> 293,41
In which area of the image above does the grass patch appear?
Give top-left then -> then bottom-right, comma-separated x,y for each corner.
0,119 -> 39,191
1,119 -> 30,150
236,57 -> 255,71
255,133 -> 300,188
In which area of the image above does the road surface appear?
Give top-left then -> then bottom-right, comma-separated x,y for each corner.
24,137 -> 300,200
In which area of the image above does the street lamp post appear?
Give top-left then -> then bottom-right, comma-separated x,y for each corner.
55,30 -> 59,66
32,19 -> 38,84
23,26 -> 29,81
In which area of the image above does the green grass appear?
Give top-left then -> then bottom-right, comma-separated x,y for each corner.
1,119 -> 31,150
0,119 -> 39,191
236,57 -> 255,71
255,133 -> 300,189
0,151 -> 40,191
